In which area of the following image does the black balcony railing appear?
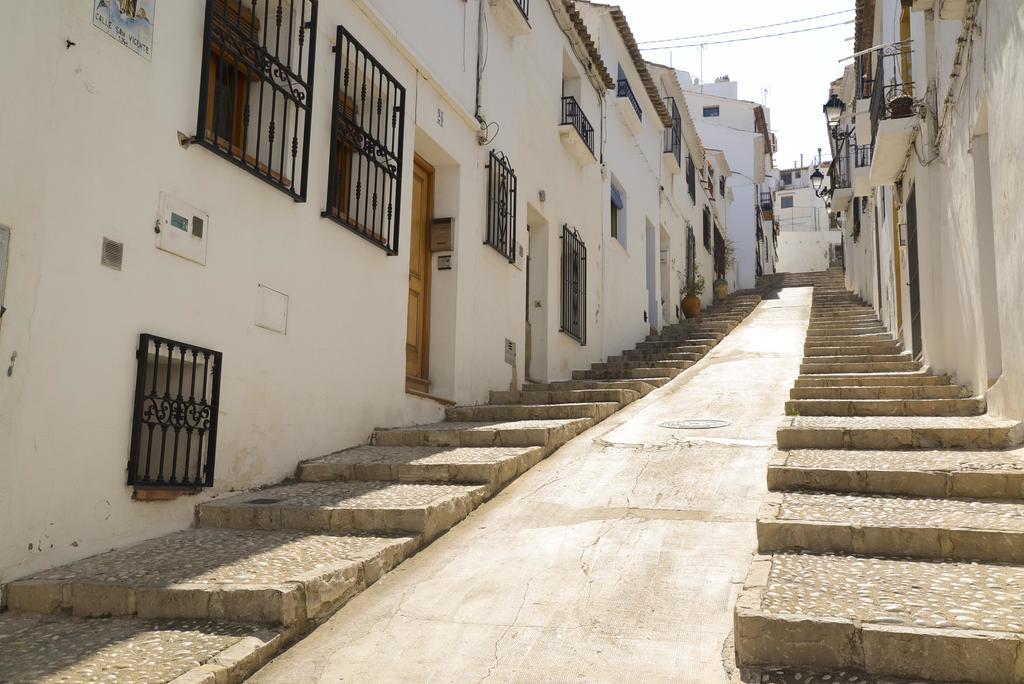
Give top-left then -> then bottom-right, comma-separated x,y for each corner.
196,0 -> 319,201
664,97 -> 681,166
760,192 -> 774,210
485,150 -> 517,262
561,96 -> 594,154
560,225 -> 587,345
854,144 -> 873,168
830,150 -> 851,190
617,75 -> 642,121
324,25 -> 407,255
128,334 -> 223,489
870,44 -> 915,141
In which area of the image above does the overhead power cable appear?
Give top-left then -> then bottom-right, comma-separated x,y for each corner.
637,9 -> 854,45
638,20 -> 855,50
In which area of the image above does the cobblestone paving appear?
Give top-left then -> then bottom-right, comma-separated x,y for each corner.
0,613 -> 256,683
778,492 -> 1024,531
205,480 -> 481,509
313,446 -> 536,466
763,553 -> 1024,631
27,528 -> 415,585
782,448 -> 1024,472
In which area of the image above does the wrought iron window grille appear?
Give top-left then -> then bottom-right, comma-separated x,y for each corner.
663,97 -> 681,166
559,224 -> 587,345
854,144 -> 873,168
195,0 -> 318,201
685,224 -> 696,289
686,155 -> 696,204
616,69 -> 642,121
128,334 -> 223,489
561,96 -> 595,154
702,206 -> 712,252
485,150 -> 518,262
324,25 -> 407,255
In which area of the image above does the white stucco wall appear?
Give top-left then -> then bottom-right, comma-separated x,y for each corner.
776,232 -> 842,274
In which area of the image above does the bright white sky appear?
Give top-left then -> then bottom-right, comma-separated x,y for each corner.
615,0 -> 856,170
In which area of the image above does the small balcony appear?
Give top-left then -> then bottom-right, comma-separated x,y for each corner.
829,154 -> 853,211
759,192 -> 774,220
615,73 -> 643,135
489,0 -> 530,37
559,96 -> 596,165
852,144 -> 872,195
869,46 -> 917,186
663,97 -> 681,174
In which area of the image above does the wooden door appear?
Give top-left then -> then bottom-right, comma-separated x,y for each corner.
406,156 -> 433,393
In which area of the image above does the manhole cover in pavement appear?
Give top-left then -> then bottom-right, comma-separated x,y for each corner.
659,419 -> 731,430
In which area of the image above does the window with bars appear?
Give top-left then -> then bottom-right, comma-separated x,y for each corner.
560,225 -> 586,345
196,0 -> 318,201
324,25 -> 407,255
702,206 -> 712,251
128,334 -> 223,489
485,150 -> 517,262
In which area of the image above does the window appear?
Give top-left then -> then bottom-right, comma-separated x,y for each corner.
486,150 -> 518,262
781,170 -> 792,186
325,25 -> 407,255
719,176 -> 726,196
780,195 -> 794,209
196,0 -> 318,200
703,106 -> 720,117
702,206 -> 712,251
610,181 -> 626,247
686,224 -> 696,288
795,169 -> 802,179
0,225 -> 9,325
560,225 -> 586,344
686,155 -> 696,204
129,334 -> 223,489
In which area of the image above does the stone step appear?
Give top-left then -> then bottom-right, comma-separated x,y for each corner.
804,333 -> 896,345
757,491 -> 1024,563
768,447 -> 1024,499
809,314 -> 879,322
789,384 -> 967,400
777,415 -> 1023,450
197,481 -> 486,541
800,361 -> 921,374
784,397 -> 985,417
803,344 -> 904,356
298,445 -> 546,492
755,667 -> 924,683
6,527 -> 418,625
445,401 -> 618,423
538,378 -> 667,392
795,373 -> 949,388
610,350 -> 703,364
572,367 -> 679,380
735,552 -> 1024,682
636,337 -> 719,351
372,417 -> 592,447
802,353 -> 913,365
590,359 -> 693,371
806,326 -> 887,336
489,388 -> 641,406
0,612 -> 284,684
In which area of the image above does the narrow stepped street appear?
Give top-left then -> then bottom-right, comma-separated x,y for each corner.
1,292 -> 770,682
736,268 -> 1024,684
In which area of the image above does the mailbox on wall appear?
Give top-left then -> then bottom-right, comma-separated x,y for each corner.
430,218 -> 453,252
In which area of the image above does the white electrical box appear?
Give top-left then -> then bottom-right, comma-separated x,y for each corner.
255,284 -> 289,334
157,193 -> 208,265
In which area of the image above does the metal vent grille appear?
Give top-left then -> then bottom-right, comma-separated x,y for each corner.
101,238 -> 123,271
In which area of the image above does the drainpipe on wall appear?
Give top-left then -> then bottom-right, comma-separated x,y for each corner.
474,0 -> 487,129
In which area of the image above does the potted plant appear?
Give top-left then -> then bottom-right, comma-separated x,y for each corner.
682,265 -> 705,319
713,239 -> 737,301
887,84 -> 914,119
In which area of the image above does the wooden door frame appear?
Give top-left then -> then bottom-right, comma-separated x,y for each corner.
406,154 -> 434,394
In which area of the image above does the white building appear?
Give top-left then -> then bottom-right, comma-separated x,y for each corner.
823,0 -> 1024,421
681,75 -> 778,288
0,1 -> 738,585
774,163 -> 842,273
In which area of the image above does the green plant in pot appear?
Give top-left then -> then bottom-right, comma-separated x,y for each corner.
682,265 -> 705,319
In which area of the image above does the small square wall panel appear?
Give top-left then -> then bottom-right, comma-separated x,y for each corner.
156,193 -> 208,265
256,284 -> 288,334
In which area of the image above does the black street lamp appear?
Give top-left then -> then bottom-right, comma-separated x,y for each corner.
810,166 -> 830,199
823,93 -> 854,144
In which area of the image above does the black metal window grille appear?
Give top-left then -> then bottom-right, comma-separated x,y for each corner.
702,206 -> 712,251
560,225 -> 587,345
686,155 -> 696,204
513,0 -> 529,19
325,25 -> 407,255
128,334 -> 223,489
485,150 -> 518,262
830,152 -> 851,189
686,224 -> 696,288
195,0 -> 318,201
561,96 -> 595,154
664,97 -> 681,165
719,176 -> 726,197
854,144 -> 874,168
759,191 -> 773,210
616,67 -> 642,121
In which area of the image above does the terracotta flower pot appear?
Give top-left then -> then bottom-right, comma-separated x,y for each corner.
888,96 -> 914,119
682,294 -> 701,319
